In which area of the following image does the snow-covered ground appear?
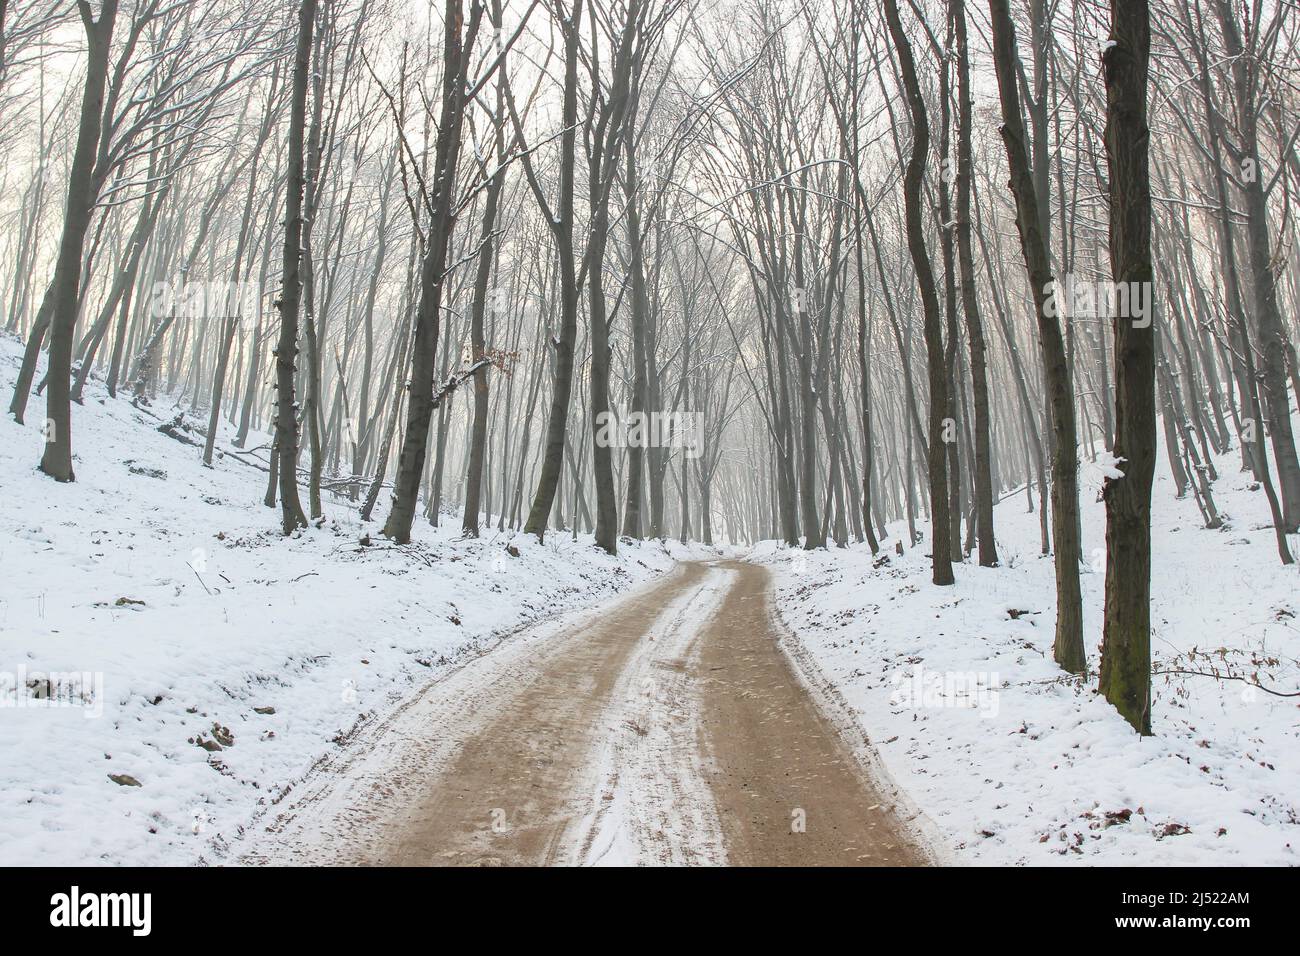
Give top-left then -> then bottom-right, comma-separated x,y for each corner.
5,321 -> 1295,868
0,334 -> 675,866
762,436 -> 1300,865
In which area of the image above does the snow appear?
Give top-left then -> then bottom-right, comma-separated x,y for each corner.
569,564 -> 733,866
761,435 -> 1300,865
1091,449 -> 1127,481
0,332 -> 673,866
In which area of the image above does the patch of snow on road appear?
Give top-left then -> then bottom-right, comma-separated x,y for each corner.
569,564 -> 733,866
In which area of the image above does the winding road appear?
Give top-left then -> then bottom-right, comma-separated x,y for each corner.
234,561 -> 931,867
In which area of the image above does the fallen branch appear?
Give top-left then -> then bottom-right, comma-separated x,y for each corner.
1152,668 -> 1298,698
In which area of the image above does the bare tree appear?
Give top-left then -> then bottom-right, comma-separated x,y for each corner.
987,0 -> 1084,673
882,0 -> 953,585
34,0 -> 118,481
381,0 -> 486,544
272,0 -> 316,534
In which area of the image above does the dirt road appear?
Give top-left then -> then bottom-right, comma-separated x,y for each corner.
234,561 -> 931,866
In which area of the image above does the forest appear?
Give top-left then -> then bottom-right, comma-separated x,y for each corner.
0,0 -> 1297,872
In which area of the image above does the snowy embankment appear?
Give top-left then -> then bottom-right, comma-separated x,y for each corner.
760,439 -> 1300,866
0,334 -> 674,866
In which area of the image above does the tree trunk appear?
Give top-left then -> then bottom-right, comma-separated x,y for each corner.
882,0 -> 954,585
988,0 -> 1085,672
621,136 -> 650,540
1098,0 -> 1156,734
34,0 -> 118,479
462,111 -> 505,536
954,0 -> 998,566
382,0 -> 482,543
521,0 -> 583,542
272,0 -> 315,533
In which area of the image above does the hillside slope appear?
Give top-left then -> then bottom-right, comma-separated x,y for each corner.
0,335 -> 673,865
763,423 -> 1300,865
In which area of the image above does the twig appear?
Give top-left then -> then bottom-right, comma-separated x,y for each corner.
187,562 -> 215,596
